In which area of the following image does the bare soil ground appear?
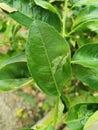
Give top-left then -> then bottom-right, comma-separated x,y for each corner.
0,91 -> 31,130
0,85 -> 47,130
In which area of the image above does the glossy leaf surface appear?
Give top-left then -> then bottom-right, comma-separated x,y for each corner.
72,44 -> 98,69
34,0 -> 61,19
26,21 -> 71,96
0,53 -> 30,79
33,6 -> 62,32
0,53 -> 31,91
72,6 -> 98,29
71,19 -> 98,33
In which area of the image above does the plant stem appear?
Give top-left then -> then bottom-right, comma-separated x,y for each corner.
62,0 -> 68,37
53,97 -> 59,129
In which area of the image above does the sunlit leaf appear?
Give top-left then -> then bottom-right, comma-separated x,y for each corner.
0,2 -> 17,12
84,110 -> 98,130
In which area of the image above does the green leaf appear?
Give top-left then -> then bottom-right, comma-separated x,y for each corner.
33,6 -> 62,32
73,19 -> 98,34
0,78 -> 32,91
65,92 -> 98,130
0,53 -> 30,79
72,44 -> 98,69
26,20 -> 71,96
65,104 -> 96,130
0,3 -> 33,28
72,0 -> 98,7
72,6 -> 98,29
0,53 -> 31,91
34,0 -> 61,20
8,11 -> 33,28
73,65 -> 98,90
70,94 -> 98,108
0,53 -> 26,68
84,110 -> 98,129
0,0 -> 32,15
62,91 -> 98,110
85,20 -> 98,33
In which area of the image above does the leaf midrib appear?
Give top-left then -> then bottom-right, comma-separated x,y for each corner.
72,59 -> 98,63
36,23 -> 60,95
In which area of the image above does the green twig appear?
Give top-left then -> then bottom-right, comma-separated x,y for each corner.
53,97 -> 60,129
62,0 -> 68,37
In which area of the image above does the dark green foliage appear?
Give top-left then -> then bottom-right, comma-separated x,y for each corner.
1,0 -> 98,129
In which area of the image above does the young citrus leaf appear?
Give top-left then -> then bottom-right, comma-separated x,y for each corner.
26,21 -> 71,96
0,3 -> 33,28
0,78 -> 32,91
72,6 -> 98,29
73,65 -> 98,90
34,0 -> 61,20
72,44 -> 98,69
